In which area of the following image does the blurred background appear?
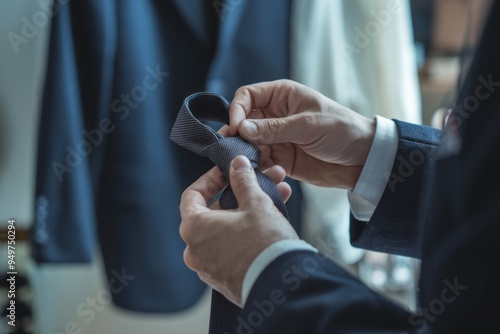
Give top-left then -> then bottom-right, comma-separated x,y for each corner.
0,0 -> 492,333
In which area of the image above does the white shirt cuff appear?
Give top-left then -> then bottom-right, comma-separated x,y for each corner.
348,116 -> 399,222
241,239 -> 318,306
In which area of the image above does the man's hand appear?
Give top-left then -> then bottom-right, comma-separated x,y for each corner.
179,156 -> 299,307
229,79 -> 376,189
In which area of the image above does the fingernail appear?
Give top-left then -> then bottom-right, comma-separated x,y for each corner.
242,120 -> 258,137
231,155 -> 252,171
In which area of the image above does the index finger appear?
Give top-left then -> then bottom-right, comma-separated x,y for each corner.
228,81 -> 283,136
180,165 -> 227,217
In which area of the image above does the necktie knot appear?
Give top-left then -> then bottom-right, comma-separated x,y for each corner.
205,137 -> 260,177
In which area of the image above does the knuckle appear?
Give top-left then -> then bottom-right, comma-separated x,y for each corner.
264,118 -> 285,141
179,211 -> 203,244
233,86 -> 252,108
230,180 -> 246,196
252,192 -> 273,208
301,112 -> 319,126
180,188 -> 189,202
231,170 -> 255,192
180,188 -> 193,207
179,220 -> 191,243
183,248 -> 197,271
235,85 -> 250,98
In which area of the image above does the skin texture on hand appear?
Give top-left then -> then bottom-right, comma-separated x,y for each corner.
229,79 -> 376,189
180,156 -> 298,307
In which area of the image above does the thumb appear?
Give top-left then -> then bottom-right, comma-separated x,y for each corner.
239,115 -> 305,145
230,156 -> 268,209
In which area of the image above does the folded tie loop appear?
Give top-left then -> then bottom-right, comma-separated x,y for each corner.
170,92 -> 229,155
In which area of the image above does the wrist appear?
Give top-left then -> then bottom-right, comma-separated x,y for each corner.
322,165 -> 364,190
242,239 -> 318,306
328,112 -> 376,190
353,114 -> 377,166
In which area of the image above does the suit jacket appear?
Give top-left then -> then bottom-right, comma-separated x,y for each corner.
241,1 -> 500,332
32,0 -> 302,313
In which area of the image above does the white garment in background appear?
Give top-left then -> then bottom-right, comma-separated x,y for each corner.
290,0 -> 421,264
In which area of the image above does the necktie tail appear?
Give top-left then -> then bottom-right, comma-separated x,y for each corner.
171,92 -> 289,333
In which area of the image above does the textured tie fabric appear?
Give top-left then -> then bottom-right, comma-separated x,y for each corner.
170,92 -> 289,333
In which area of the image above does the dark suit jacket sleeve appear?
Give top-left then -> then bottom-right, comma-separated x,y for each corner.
240,121 -> 441,333
241,250 -> 414,333
350,119 -> 442,258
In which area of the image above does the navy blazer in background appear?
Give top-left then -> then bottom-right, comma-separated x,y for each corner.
33,0 -> 302,313
241,1 -> 500,332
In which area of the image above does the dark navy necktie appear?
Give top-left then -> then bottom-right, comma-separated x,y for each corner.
170,92 -> 289,334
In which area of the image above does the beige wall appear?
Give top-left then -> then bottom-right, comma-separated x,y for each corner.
431,0 -> 492,54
